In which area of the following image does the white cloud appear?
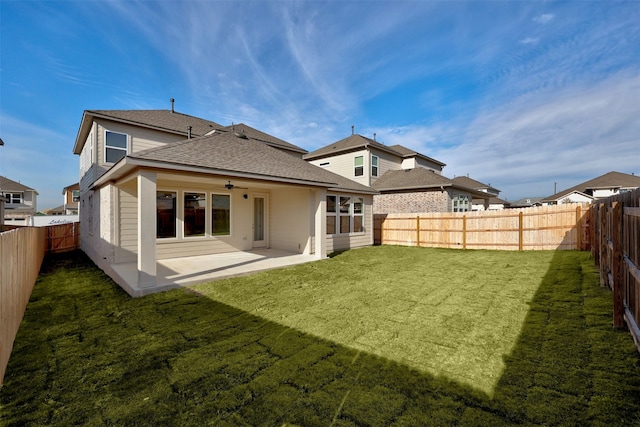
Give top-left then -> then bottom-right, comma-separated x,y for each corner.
533,14 -> 555,24
520,37 -> 539,45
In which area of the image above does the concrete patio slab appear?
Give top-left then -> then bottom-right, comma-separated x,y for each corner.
110,249 -> 319,297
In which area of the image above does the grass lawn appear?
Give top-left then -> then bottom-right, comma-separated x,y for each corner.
1,246 -> 639,426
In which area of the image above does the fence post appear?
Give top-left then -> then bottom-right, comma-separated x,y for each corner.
612,202 -> 625,329
576,205 -> 582,250
416,216 -> 420,247
519,211 -> 524,251
462,215 -> 467,250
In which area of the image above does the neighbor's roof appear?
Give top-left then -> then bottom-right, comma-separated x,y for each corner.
304,134 -> 402,160
95,131 -> 377,194
387,144 -> 446,167
219,123 -> 307,155
0,176 -> 38,193
73,110 -> 224,154
543,171 -> 640,202
452,176 -> 500,194
372,168 -> 491,198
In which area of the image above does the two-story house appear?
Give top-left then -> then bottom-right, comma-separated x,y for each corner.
73,108 -> 376,296
304,131 -> 491,214
0,176 -> 38,226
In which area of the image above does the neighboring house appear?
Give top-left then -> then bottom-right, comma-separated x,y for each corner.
543,171 -> 640,204
73,109 -> 376,296
452,176 -> 507,210
507,197 -> 545,209
62,183 -> 80,215
0,176 -> 38,226
304,132 -> 490,214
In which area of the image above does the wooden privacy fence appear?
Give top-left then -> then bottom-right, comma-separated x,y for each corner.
591,188 -> 640,352
0,226 -> 46,387
374,203 -> 590,251
0,222 -> 80,386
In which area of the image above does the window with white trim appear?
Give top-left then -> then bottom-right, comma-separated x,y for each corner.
327,194 -> 365,235
211,194 -> 231,236
453,194 -> 470,212
5,193 -> 22,204
371,155 -> 379,177
354,156 -> 364,177
157,191 -> 177,238
105,130 -> 128,163
72,190 -> 80,203
184,192 -> 206,237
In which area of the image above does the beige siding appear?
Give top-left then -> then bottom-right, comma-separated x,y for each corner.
325,193 -> 374,253
371,149 -> 403,185
308,149 -> 370,186
415,157 -> 443,172
270,187 -> 313,253
117,180 -> 138,264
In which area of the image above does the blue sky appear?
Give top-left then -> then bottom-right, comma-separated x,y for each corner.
1,1 -> 639,209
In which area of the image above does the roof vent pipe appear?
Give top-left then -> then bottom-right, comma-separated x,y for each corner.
373,133 -> 376,141
351,125 -> 354,135
170,98 -> 175,113
187,126 -> 192,139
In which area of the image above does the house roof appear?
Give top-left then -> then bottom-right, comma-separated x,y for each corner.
543,171 -> 640,202
73,109 -> 224,154
62,182 -> 80,194
95,131 -> 377,194
452,176 -> 500,194
387,144 -> 446,167
304,134 -> 402,160
508,197 -> 545,207
371,168 -> 490,199
219,123 -> 307,155
0,176 -> 38,194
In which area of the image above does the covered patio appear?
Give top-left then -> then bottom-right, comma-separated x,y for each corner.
110,249 -> 320,297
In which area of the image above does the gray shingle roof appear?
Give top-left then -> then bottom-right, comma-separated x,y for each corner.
0,176 -> 37,193
304,134 -> 401,160
124,132 -> 376,194
387,144 -> 446,167
372,168 -> 453,192
452,176 -> 500,194
543,171 -> 640,201
74,109 -> 223,154
220,124 -> 307,155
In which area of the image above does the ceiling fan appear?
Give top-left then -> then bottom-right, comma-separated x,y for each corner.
224,180 -> 248,190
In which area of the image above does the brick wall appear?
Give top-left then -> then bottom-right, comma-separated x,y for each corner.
373,191 -> 450,214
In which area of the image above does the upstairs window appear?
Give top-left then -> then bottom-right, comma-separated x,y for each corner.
371,155 -> 379,177
6,193 -> 22,204
105,131 -> 128,163
72,190 -> 80,203
354,156 -> 364,177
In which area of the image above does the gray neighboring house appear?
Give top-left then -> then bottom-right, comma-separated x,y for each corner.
305,132 -> 491,213
0,176 -> 38,225
543,171 -> 640,204
452,176 -> 508,210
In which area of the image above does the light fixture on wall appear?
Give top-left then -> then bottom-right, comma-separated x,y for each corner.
225,181 -> 234,190
243,194 -> 248,199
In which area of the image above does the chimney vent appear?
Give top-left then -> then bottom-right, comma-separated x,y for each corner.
187,126 -> 192,139
170,98 -> 175,113
373,133 -> 376,141
351,125 -> 354,135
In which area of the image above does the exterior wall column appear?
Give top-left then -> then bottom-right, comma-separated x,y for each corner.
314,188 -> 327,259
137,170 -> 157,287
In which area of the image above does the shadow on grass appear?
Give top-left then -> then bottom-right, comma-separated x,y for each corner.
1,250 -> 639,426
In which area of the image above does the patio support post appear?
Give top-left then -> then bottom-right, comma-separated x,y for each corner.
314,189 -> 327,258
137,170 -> 157,287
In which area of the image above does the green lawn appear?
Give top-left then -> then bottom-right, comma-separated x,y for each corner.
1,247 -> 639,426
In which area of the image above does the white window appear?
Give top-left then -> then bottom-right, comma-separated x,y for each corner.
211,194 -> 231,236
453,195 -> 470,212
371,155 -> 379,177
6,193 -> 22,204
354,156 -> 364,177
157,191 -> 177,239
72,190 -> 80,203
184,192 -> 206,237
327,194 -> 365,235
105,130 -> 128,164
